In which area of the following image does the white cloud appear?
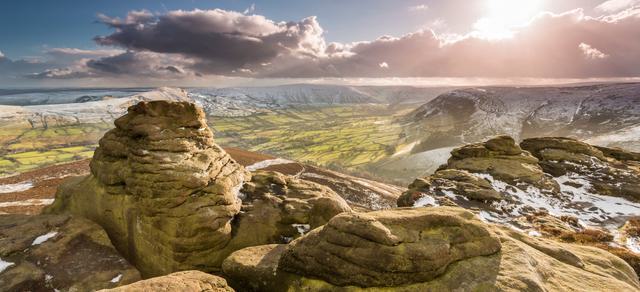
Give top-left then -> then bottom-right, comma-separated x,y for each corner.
379,62 -> 389,69
0,50 -> 4,58
596,0 -> 639,12
579,43 -> 609,59
409,4 -> 428,12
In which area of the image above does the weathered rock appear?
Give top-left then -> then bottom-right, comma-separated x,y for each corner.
99,271 -> 234,292
45,101 -> 249,276
398,169 -> 502,207
445,135 -> 558,191
0,214 -> 140,291
223,207 -> 640,291
279,207 -> 502,287
45,100 -> 350,277
231,171 -> 352,245
521,137 -> 640,201
222,244 -> 287,291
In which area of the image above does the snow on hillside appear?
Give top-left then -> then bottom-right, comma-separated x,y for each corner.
0,87 -> 190,128
406,83 -> 640,150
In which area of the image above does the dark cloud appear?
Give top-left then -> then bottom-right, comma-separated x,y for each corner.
94,9 -> 326,72
27,7 -> 640,81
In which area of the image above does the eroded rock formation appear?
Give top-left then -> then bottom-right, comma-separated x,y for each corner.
99,270 -> 234,292
45,100 -> 351,277
521,137 -> 640,201
223,206 -> 640,291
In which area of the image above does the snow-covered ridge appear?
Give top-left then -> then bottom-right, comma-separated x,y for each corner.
0,87 -> 190,128
407,82 -> 640,151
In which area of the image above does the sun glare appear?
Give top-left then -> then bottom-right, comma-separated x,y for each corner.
474,0 -> 543,39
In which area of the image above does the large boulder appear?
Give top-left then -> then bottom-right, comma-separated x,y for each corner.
0,214 -> 140,291
223,207 -> 640,291
521,137 -> 640,201
45,101 -> 248,276
398,169 -> 502,207
231,171 -> 352,245
45,100 -> 350,277
444,135 -> 558,191
99,271 -> 233,292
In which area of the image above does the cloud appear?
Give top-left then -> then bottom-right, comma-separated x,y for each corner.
579,43 -> 609,59
94,9 -> 327,72
596,0 -> 639,12
28,6 -> 640,81
45,47 -> 123,58
409,4 -> 429,12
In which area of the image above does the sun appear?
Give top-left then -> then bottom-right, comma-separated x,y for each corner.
474,0 -> 543,39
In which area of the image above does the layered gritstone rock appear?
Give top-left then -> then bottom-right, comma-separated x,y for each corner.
521,137 -> 640,201
46,101 -> 248,276
443,135 -> 558,191
0,214 -> 141,291
223,207 -> 640,291
99,271 -> 234,292
397,135 -> 640,279
397,169 -> 502,207
231,171 -> 352,245
45,100 -> 351,277
279,207 -> 501,287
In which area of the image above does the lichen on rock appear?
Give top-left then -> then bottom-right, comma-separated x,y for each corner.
45,100 -> 352,277
0,214 -> 141,291
223,207 -> 640,291
98,270 -> 234,292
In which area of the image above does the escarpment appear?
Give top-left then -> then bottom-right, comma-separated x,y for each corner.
44,100 -> 351,277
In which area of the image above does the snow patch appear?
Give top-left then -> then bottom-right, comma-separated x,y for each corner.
0,181 -> 33,193
0,199 -> 54,207
110,274 -> 122,283
528,230 -> 542,237
413,195 -> 438,207
468,172 -> 640,229
291,224 -> 311,236
626,237 -> 640,254
246,158 -> 293,171
0,258 -> 14,273
32,231 -> 58,246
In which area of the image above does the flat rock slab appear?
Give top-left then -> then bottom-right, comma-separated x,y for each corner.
0,213 -> 140,291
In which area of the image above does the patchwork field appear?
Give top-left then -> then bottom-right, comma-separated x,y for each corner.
211,105 -> 410,172
0,105 -> 413,179
0,123 -> 112,176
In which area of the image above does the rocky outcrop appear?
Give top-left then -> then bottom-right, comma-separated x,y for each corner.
398,169 -> 502,207
45,100 -> 351,277
279,207 -> 501,287
223,206 -> 640,291
231,171 -> 352,245
45,101 -> 248,276
99,271 -> 233,292
397,135 -> 640,279
444,135 -> 558,191
398,136 -> 556,209
521,137 -> 640,201
0,214 -> 140,291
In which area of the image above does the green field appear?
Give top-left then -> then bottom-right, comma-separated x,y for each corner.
0,123 -> 112,176
0,105 -> 411,178
211,105 -> 408,170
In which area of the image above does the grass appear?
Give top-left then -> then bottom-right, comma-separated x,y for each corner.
0,123 -> 111,176
211,105 -> 407,171
0,105 -> 411,178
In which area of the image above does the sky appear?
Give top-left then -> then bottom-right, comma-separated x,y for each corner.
1,0 -> 639,87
